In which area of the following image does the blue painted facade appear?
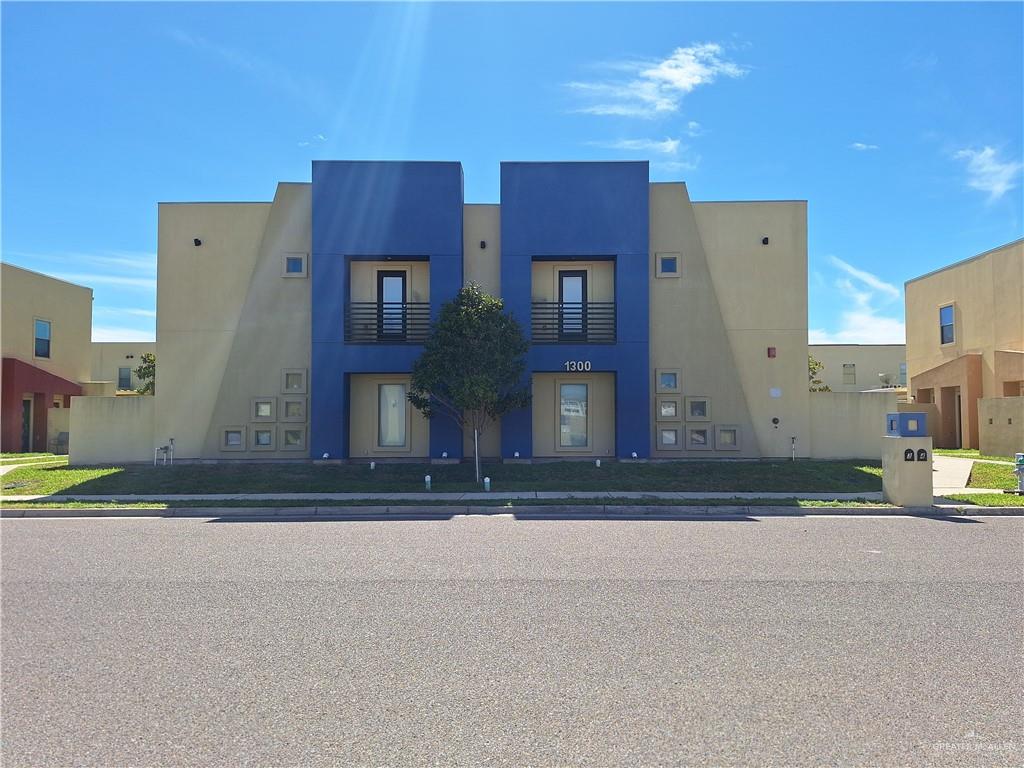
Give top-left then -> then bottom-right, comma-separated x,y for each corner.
310,159 -> 651,460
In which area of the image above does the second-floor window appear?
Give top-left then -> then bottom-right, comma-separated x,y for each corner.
939,305 -> 955,344
118,367 -> 132,389
34,319 -> 51,358
842,363 -> 856,385
378,271 -> 407,339
558,270 -> 587,339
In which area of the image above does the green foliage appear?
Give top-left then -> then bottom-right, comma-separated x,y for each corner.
408,284 -> 531,438
809,354 -> 831,392
134,353 -> 156,395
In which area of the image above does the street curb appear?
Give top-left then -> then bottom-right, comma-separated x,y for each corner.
1,504 -> 1021,519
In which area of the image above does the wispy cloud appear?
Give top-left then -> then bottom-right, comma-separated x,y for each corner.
92,326 -> 156,343
567,43 -> 747,119
686,121 -> 704,137
810,256 -> 904,344
954,146 -> 1023,202
95,306 -> 157,319
588,137 -> 681,155
56,273 -> 156,290
298,133 -> 327,148
849,142 -> 879,151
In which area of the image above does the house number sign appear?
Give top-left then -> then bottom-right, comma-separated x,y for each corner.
564,360 -> 592,372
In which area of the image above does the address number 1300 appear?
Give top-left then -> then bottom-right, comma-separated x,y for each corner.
564,360 -> 592,372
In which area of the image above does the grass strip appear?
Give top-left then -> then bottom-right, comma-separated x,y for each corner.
967,462 -> 1017,490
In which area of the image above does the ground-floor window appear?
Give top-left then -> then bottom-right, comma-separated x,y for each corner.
118,367 -> 132,390
378,383 -> 408,448
559,383 -> 588,448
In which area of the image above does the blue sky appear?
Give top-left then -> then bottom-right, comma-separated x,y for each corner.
2,2 -> 1021,343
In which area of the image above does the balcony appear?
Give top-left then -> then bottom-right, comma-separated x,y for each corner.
531,302 -> 616,344
345,302 -> 431,344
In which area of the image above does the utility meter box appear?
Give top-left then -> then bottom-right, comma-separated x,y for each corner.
882,411 -> 933,507
886,412 -> 928,437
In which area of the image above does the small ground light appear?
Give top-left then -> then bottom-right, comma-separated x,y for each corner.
424,474 -> 432,491
369,461 -> 375,470
322,452 -> 329,459
514,451 -> 520,458
483,477 -> 491,492
595,459 -> 601,467
631,451 -> 638,459
442,451 -> 448,459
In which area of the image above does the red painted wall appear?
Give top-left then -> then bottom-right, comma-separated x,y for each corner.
1,358 -> 82,453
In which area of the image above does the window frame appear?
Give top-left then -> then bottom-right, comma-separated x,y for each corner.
655,368 -> 681,394
842,363 -> 856,386
251,397 -> 276,422
221,426 -> 246,452
684,396 -> 711,422
939,304 -> 955,345
280,425 -> 307,451
281,252 -> 308,278
252,427 -> 275,451
557,269 -> 589,341
280,397 -> 306,423
715,425 -> 742,451
555,378 -> 592,452
656,396 -> 681,421
655,252 -> 681,278
657,423 -> 682,450
281,369 -> 308,394
686,426 -> 712,450
376,381 -> 411,451
376,270 -> 408,340
117,367 -> 132,390
33,317 -> 52,360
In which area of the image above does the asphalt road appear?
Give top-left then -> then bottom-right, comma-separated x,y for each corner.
2,513 -> 1022,767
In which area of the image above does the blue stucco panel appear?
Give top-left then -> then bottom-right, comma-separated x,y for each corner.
311,161 -> 465,459
499,161 -> 651,459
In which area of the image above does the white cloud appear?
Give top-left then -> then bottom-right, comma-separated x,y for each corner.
92,326 -> 156,343
810,257 -> 905,344
56,273 -> 156,290
298,133 -> 328,148
954,146 -> 1023,201
95,306 -> 157,319
849,142 -> 879,151
567,43 -> 746,119
589,137 -> 681,155
686,121 -> 703,137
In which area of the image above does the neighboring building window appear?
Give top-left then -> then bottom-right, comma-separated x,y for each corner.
939,305 -> 955,344
281,252 -> 308,278
559,383 -> 589,448
378,383 -> 407,448
656,253 -> 681,278
34,319 -> 51,358
899,363 -> 907,386
842,363 -> 856,385
118,367 -> 131,390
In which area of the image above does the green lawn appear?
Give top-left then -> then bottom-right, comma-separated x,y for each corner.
934,448 -> 1016,463
946,493 -> 1024,507
967,462 -> 1017,490
0,453 -> 68,466
0,459 -> 883,497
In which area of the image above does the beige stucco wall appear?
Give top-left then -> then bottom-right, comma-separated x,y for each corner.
530,261 -> 614,303
1,263 -> 92,383
46,407 -> 71,452
91,342 -> 156,391
350,261 -> 429,303
691,198 -> 811,457
906,239 -> 1024,397
810,344 -> 906,392
69,396 -> 155,465
808,391 -> 898,459
978,397 -> 1024,458
349,374 -> 429,458
532,372 -> 615,457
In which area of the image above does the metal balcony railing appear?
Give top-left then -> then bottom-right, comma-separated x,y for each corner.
345,302 -> 431,344
531,302 -> 616,344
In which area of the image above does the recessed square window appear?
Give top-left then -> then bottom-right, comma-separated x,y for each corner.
281,426 -> 306,450
687,427 -> 711,450
656,369 -> 680,393
253,428 -> 274,450
222,427 -> 245,452
656,252 -> 681,278
281,369 -> 307,394
658,397 -> 680,420
281,252 -> 308,278
281,397 -> 306,422
716,426 -> 741,451
658,426 -> 681,450
685,397 -> 711,422
252,398 -> 276,422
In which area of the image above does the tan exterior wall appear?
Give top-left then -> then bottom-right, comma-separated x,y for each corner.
69,396 -> 155,465
692,198 -> 811,457
46,407 -> 71,452
810,344 -> 906,392
349,374 -> 429,458
531,372 -> 615,457
81,381 -> 116,397
978,397 -> 1024,458
808,391 -> 898,459
90,342 -> 156,391
530,261 -> 614,303
1,263 -> 92,383
350,261 -> 429,303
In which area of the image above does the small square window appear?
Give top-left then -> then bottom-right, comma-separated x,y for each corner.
252,398 -> 276,422
658,425 -> 681,450
685,397 -> 711,422
281,426 -> 306,450
687,427 -> 711,450
656,252 -> 681,278
906,418 -> 918,432
281,397 -> 306,422
657,398 -> 679,420
281,369 -> 307,394
656,369 -> 680,393
281,252 -> 308,278
253,428 -> 274,450
222,427 -> 245,452
716,426 -> 741,451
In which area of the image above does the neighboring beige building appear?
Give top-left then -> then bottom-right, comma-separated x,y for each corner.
1,263 -> 92,452
69,161 -> 892,464
91,342 -> 156,393
905,238 -> 1023,452
809,344 -> 907,393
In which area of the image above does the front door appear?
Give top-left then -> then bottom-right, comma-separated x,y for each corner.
377,271 -> 407,340
21,398 -> 32,452
558,270 -> 587,341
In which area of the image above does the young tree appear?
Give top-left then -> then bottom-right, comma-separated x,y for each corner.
134,353 -> 156,395
408,284 -> 531,481
808,354 -> 831,392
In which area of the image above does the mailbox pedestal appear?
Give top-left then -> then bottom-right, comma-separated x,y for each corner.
882,412 -> 933,508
